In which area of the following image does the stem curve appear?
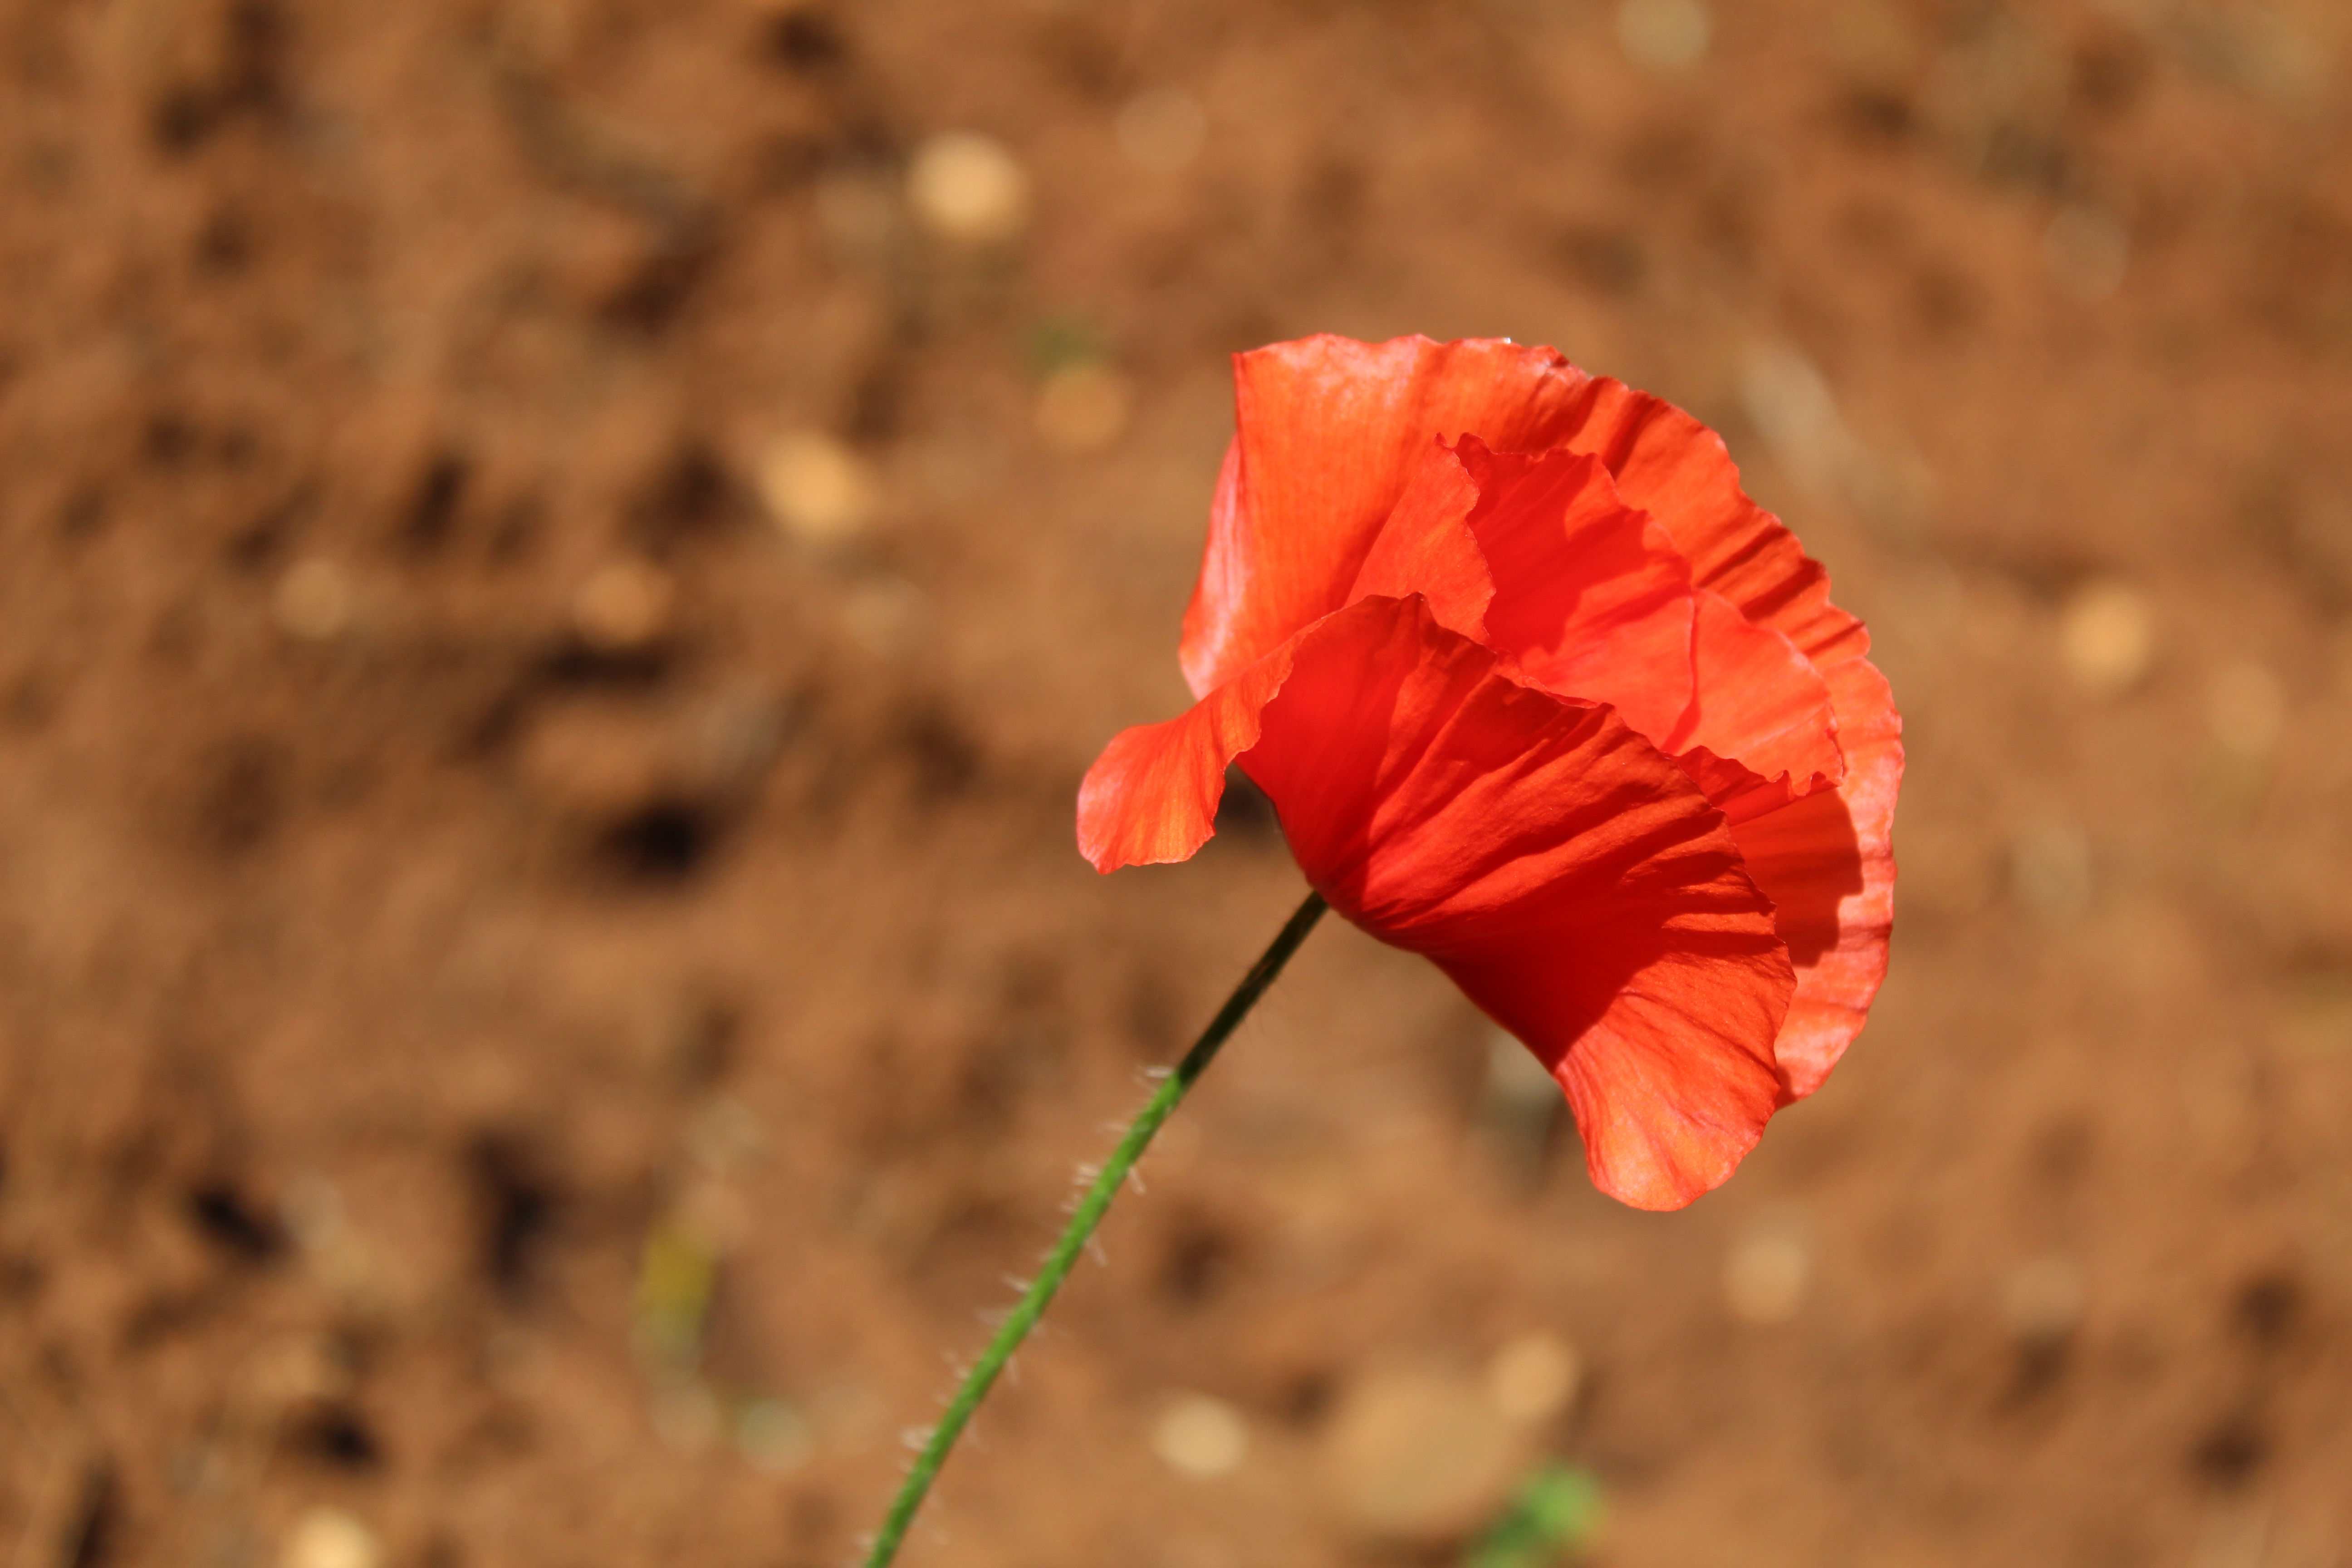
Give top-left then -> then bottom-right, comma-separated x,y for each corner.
861,890 -> 1330,1567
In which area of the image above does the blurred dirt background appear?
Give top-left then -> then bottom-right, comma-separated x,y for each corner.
5,0 -> 2352,1564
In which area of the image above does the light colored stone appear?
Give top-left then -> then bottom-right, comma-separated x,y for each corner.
2002,1254 -> 2083,1343
281,1508 -> 381,1568
1034,362 -> 1133,454
686,1097 -> 769,1174
252,1334 -> 352,1407
2190,1499 -> 2270,1568
1618,0 -> 1710,71
736,1398 -> 815,1473
1153,1393 -> 1248,1479
1725,1225 -> 1811,1324
2059,580 -> 2155,697
1740,343 -> 1864,498
572,559 -> 673,652
2009,818 -> 2093,921
907,132 -> 1030,245
2046,206 -> 2129,301
1159,1538 -> 1239,1568
273,559 -> 353,642
1117,88 -> 1207,170
1319,1363 -> 1523,1542
1486,1332 -> 1580,1423
757,431 -> 876,546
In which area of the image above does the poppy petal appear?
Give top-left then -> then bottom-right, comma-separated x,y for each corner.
1077,640 -> 1301,872
1345,436 -> 1494,633
1351,438 -> 1698,745
1552,376 -> 1869,672
1236,595 -> 1794,1210
1545,376 -> 1902,1099
1180,336 -> 1599,697
1663,590 -> 1844,805
1731,657 -> 1902,1099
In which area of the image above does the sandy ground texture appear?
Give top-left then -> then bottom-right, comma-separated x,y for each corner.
5,0 -> 2352,1565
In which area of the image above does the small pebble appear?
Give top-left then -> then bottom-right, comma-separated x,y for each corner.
1485,1332 -> 1581,1423
253,1334 -> 353,1406
273,559 -> 353,642
279,1174 -> 344,1251
1160,1538 -> 1240,1568
1318,1365 -> 1521,1541
2009,818 -> 2093,921
1618,0 -> 1711,71
685,685 -> 790,795
2205,659 -> 2284,758
736,1398 -> 816,1473
2002,1254 -> 2084,1343
2059,580 -> 2155,697
572,559 -> 674,652
2046,206 -> 2129,301
1034,362 -> 1133,454
757,431 -> 876,545
280,1508 -> 382,1568
842,576 -> 926,656
906,131 -> 1030,245
1740,343 -> 1854,495
2191,1498 -> 2272,1568
1152,1393 -> 1248,1479
686,1097 -> 769,1174
1116,88 -> 1208,170
1724,1225 -> 1811,1324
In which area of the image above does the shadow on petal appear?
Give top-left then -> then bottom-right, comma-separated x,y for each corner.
1735,784 -> 1865,970
1237,595 -> 1793,1209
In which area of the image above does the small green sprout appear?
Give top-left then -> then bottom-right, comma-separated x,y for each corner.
1465,1462 -> 1605,1568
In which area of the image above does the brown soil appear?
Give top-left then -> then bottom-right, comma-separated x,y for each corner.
5,1 -> 2352,1565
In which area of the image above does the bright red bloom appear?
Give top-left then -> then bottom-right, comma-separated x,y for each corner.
1079,336 -> 1902,1210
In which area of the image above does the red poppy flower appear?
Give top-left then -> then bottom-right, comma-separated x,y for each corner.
1078,336 -> 1902,1210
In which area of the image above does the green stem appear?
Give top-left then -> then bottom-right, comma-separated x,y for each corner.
861,890 -> 1330,1568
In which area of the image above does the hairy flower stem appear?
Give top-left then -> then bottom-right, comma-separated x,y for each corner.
861,890 -> 1330,1568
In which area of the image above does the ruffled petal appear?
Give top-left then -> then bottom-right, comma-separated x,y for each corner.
1732,657 -> 1902,1099
1184,335 -> 1874,690
1548,376 -> 1869,673
1235,595 -> 1794,1210
1077,641 -> 1301,872
1546,376 -> 1902,1099
1350,438 -> 1698,743
1663,590 -> 1843,808
1345,436 -> 1494,633
1180,337 -> 1599,697
1141,333 -> 1902,1130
